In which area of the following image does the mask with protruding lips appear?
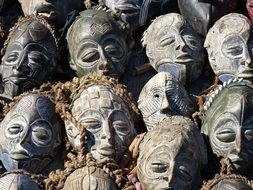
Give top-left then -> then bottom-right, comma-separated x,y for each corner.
142,13 -> 205,85
0,16 -> 57,100
65,84 -> 137,162
0,94 -> 62,174
137,116 -> 207,190
66,9 -> 130,79
201,80 -> 253,174
205,13 -> 253,83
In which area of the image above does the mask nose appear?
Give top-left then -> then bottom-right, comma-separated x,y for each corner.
175,35 -> 186,51
161,95 -> 170,113
14,53 -> 27,70
242,49 -> 252,68
100,119 -> 112,143
98,46 -> 110,71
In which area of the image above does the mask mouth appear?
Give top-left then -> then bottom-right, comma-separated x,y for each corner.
10,150 -> 30,161
238,68 -> 253,78
174,53 -> 194,63
6,75 -> 29,84
97,144 -> 115,158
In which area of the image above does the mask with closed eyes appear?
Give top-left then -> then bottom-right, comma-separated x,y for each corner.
201,79 -> 253,174
66,9 -> 130,78
138,72 -> 194,131
0,16 -> 57,100
137,116 -> 207,190
0,94 -> 62,174
65,84 -> 137,162
205,13 -> 253,83
142,13 -> 205,85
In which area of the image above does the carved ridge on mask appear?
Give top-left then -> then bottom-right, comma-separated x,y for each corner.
0,169 -> 45,189
44,153 -> 134,190
1,15 -> 58,57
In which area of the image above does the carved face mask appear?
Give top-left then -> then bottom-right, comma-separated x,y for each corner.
205,13 -> 253,83
65,85 -> 137,162
66,9 -> 129,78
201,80 -> 253,174
99,0 -> 170,30
63,166 -> 117,190
0,173 -> 41,190
1,17 -> 57,100
137,116 -> 207,190
138,72 -> 194,131
18,0 -> 83,29
0,94 -> 62,173
142,13 -> 205,85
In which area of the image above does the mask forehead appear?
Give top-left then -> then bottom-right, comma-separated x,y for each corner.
72,85 -> 131,119
202,83 -> 253,134
67,10 -> 125,52
0,173 -> 41,190
63,166 -> 118,190
7,19 -> 55,52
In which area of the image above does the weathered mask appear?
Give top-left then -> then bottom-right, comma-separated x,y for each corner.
56,74 -> 139,162
66,9 -> 130,78
63,165 -> 118,190
0,94 -> 62,174
201,174 -> 253,190
142,13 -> 205,85
137,116 -> 207,190
178,0 -> 239,36
0,172 -> 41,190
201,79 -> 253,174
0,16 -> 57,100
18,0 -> 83,29
138,72 -> 194,131
99,0 -> 172,31
205,13 -> 253,83
66,84 -> 137,162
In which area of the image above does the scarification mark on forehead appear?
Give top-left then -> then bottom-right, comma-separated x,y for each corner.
72,85 -> 128,114
90,23 -> 112,36
15,95 -> 33,114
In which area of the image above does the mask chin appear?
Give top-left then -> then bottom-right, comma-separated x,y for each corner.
157,62 -> 186,85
